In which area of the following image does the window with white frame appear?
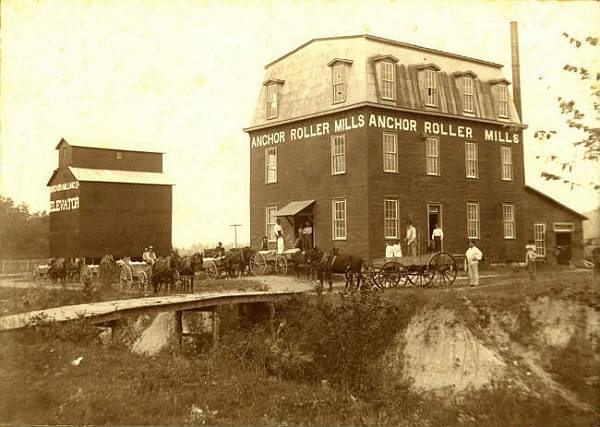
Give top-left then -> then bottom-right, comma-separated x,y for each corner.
425,69 -> 438,106
265,147 -> 277,183
467,202 -> 480,239
462,76 -> 474,112
384,199 -> 399,238
534,223 -> 546,257
502,204 -> 515,239
383,132 -> 398,172
426,137 -> 440,176
381,62 -> 395,100
465,142 -> 478,178
500,145 -> 513,180
494,84 -> 508,118
265,205 -> 278,242
331,134 -> 346,175
332,199 -> 347,240
332,64 -> 345,103
267,83 -> 278,119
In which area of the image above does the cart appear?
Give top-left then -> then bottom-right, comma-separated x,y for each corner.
119,260 -> 151,293
365,251 -> 457,288
249,248 -> 304,276
202,255 -> 228,279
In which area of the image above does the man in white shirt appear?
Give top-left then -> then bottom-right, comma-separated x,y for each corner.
302,221 -> 313,251
274,219 -> 284,254
431,223 -> 443,252
405,221 -> 417,257
465,240 -> 483,287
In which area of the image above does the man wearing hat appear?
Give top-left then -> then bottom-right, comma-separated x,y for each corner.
144,246 -> 157,265
465,240 -> 483,287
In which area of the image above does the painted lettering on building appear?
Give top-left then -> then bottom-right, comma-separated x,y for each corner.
50,197 -> 79,212
484,129 -> 520,143
250,113 -> 520,148
50,181 -> 80,193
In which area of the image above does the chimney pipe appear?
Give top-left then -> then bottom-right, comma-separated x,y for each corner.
510,21 -> 523,121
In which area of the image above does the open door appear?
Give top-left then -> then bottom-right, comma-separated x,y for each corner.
427,204 -> 442,251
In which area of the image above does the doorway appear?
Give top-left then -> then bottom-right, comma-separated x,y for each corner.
555,232 -> 572,265
427,204 -> 442,251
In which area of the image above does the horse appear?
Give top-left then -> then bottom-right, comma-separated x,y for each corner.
48,257 -> 67,284
151,251 -> 181,294
65,258 -> 82,283
295,247 -> 323,280
225,247 -> 254,277
178,252 -> 203,292
316,247 -> 364,293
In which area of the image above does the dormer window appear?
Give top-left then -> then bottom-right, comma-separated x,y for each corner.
425,70 -> 438,106
328,58 -> 353,104
417,63 -> 441,108
264,79 -> 285,119
454,71 -> 478,113
267,83 -> 278,119
462,76 -> 474,112
489,78 -> 510,118
333,64 -> 345,102
381,62 -> 395,100
495,84 -> 508,117
371,55 -> 398,102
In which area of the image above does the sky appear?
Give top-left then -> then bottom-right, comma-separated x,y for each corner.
1,0 -> 599,248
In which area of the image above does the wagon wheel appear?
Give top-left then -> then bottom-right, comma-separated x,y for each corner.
250,253 -> 268,276
427,251 -> 457,288
119,266 -> 133,292
206,261 -> 219,280
138,270 -> 149,294
406,265 -> 433,287
275,255 -> 288,275
380,261 -> 406,288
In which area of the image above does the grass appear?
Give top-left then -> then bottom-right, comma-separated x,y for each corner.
0,272 -> 597,426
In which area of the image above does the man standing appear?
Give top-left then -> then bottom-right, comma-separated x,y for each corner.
465,240 -> 483,287
525,240 -> 537,280
431,223 -> 444,253
405,220 -> 417,257
274,218 -> 284,254
302,221 -> 313,251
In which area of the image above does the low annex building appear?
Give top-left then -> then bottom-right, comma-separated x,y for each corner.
244,34 -> 586,263
46,138 -> 173,260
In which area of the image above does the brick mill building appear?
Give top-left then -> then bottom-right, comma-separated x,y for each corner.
47,138 -> 173,261
245,33 -> 586,263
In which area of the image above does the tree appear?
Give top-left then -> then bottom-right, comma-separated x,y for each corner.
534,33 -> 599,191
0,195 -> 48,258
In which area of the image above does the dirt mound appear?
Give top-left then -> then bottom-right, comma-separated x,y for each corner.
131,312 -> 175,356
529,296 -> 599,349
397,308 -> 506,393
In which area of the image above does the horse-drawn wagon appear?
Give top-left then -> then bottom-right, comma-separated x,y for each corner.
118,259 -> 151,293
363,252 -> 457,289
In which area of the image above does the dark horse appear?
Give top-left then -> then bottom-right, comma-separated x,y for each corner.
225,247 -> 254,277
178,253 -> 203,292
48,258 -> 67,284
317,247 -> 364,293
151,250 -> 181,294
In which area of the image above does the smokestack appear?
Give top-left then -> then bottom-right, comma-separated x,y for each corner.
510,21 -> 523,121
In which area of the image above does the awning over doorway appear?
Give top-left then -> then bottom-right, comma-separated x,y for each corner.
276,200 -> 315,217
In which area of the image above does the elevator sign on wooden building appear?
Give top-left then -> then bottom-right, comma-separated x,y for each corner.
46,138 -> 174,259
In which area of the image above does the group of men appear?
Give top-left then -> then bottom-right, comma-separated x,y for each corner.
260,218 -> 313,254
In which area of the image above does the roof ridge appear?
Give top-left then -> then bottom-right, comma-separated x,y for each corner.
265,34 -> 503,69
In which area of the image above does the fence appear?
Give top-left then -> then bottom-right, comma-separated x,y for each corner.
0,259 -> 47,275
